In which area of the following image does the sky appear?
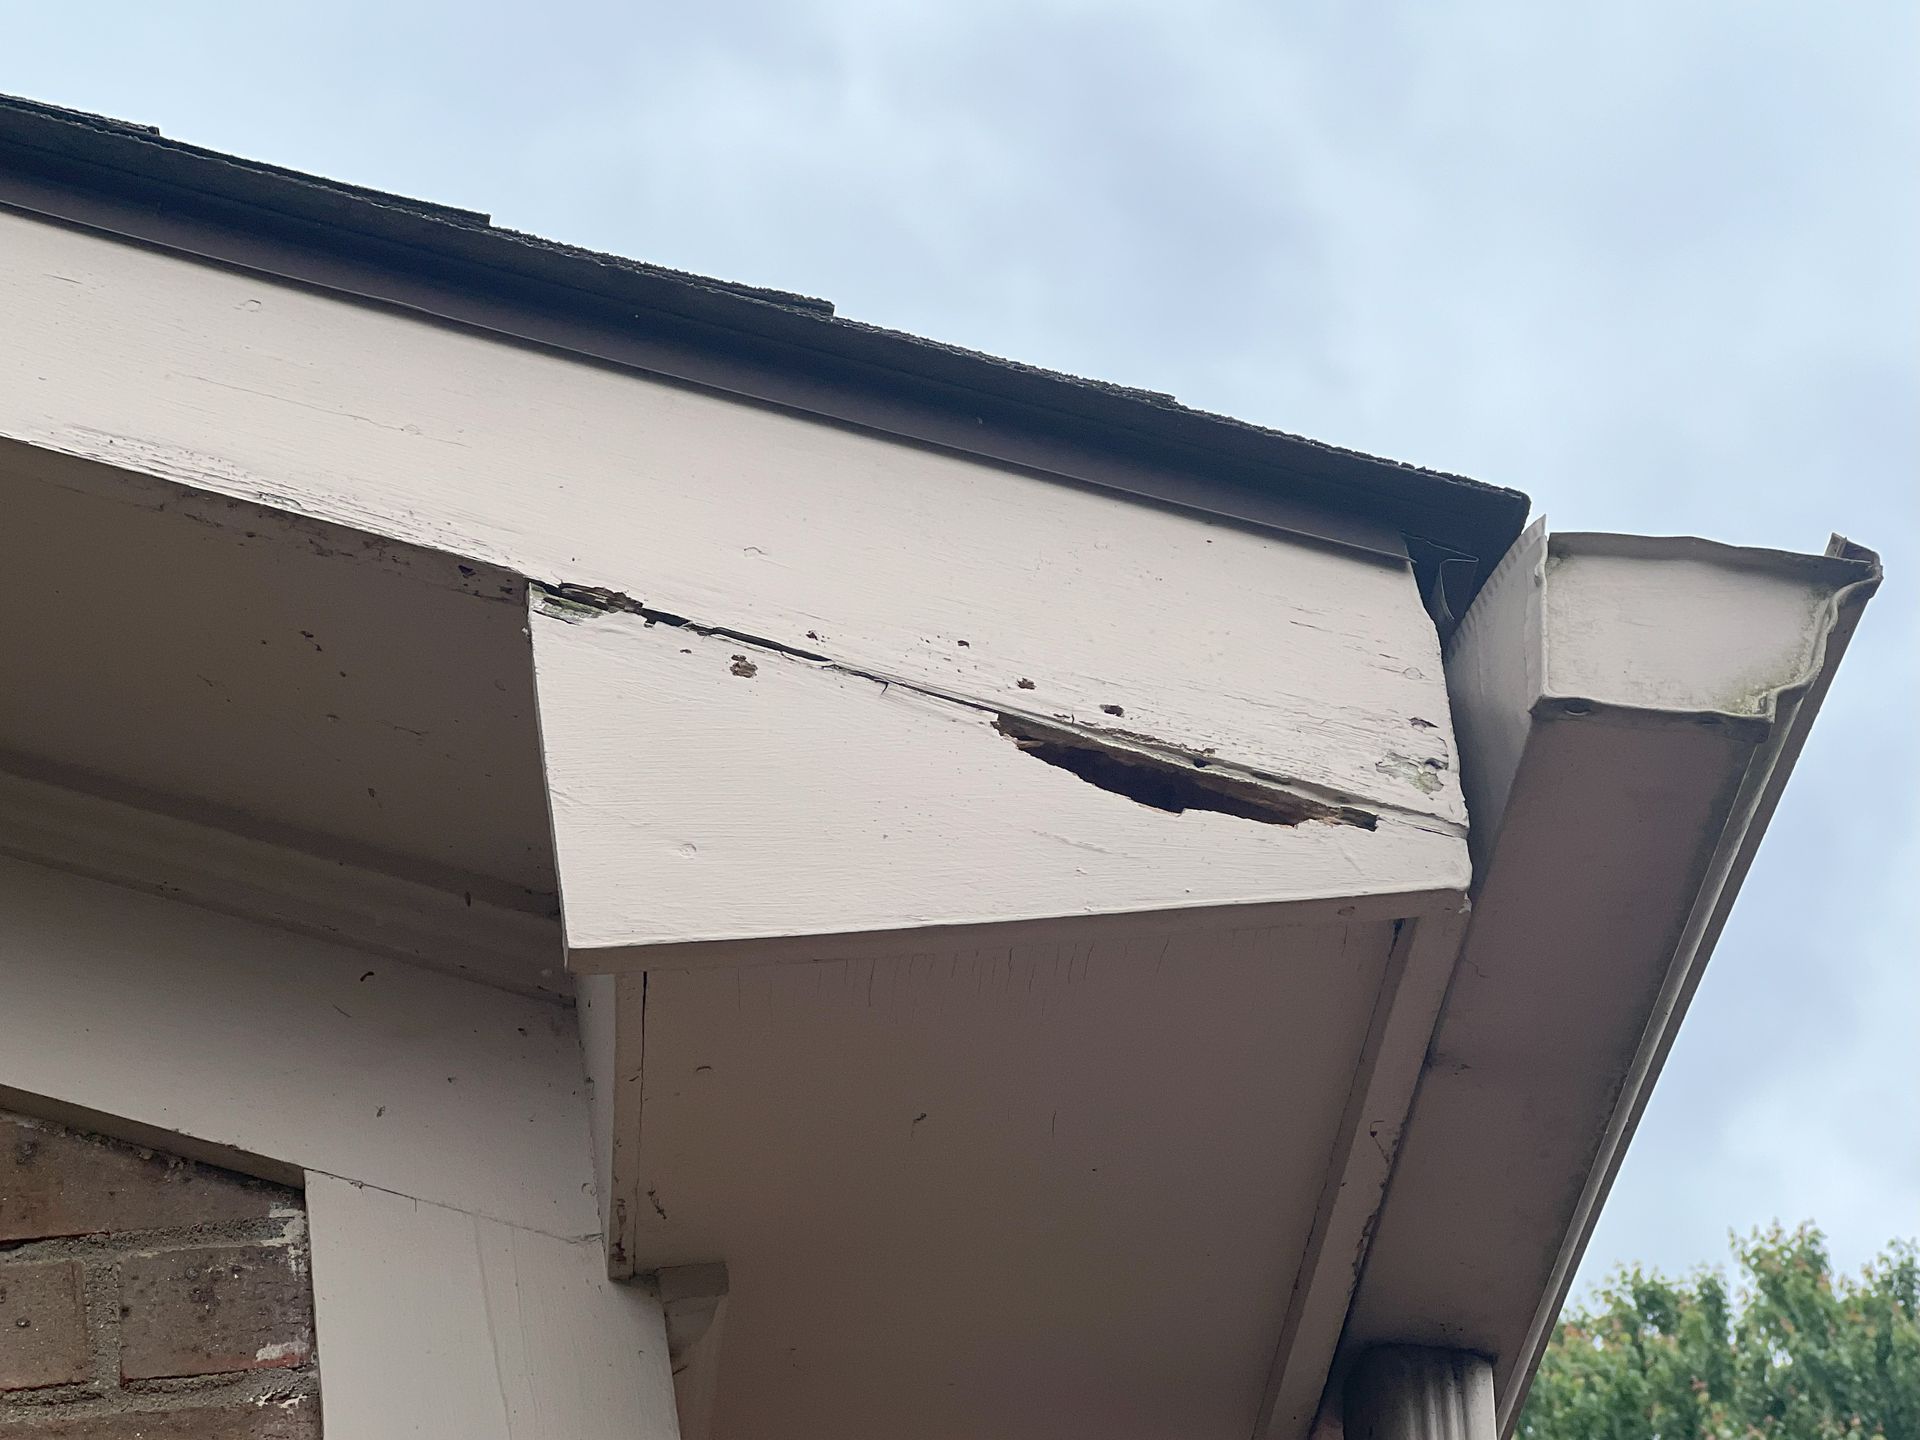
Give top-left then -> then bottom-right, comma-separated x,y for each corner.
7,1 -> 1915,1298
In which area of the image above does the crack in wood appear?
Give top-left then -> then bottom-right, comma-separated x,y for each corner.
534,581 -> 1396,832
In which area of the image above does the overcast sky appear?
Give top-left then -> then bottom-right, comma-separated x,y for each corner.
9,1 -> 1915,1298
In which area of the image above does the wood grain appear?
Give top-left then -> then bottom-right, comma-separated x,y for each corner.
532,600 -> 1467,959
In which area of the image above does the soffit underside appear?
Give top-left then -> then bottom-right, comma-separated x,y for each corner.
1,448 -> 555,905
631,918 -> 1399,1440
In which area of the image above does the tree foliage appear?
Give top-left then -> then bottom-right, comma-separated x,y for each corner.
1520,1225 -> 1920,1440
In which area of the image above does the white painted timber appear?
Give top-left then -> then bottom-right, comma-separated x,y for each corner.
0,208 -> 1463,826
0,767 -> 563,999
307,1175 -> 679,1440
1254,910 -> 1470,1440
1341,526 -> 1879,1433
576,970 -> 657,1279
577,972 -> 620,1238
531,599 -> 1468,964
624,921 -> 1401,1440
0,854 -> 600,1238
598,974 -> 651,1277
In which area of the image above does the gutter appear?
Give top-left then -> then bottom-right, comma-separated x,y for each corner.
1494,531 -> 1882,1430
1334,523 -> 1883,1436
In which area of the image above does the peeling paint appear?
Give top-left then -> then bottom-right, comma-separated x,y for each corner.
1374,753 -> 1447,795
534,581 -> 1432,839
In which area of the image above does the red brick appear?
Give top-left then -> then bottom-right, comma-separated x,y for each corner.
118,1247 -> 312,1382
1,1116 -> 282,1244
0,1395 -> 319,1437
0,1260 -> 89,1391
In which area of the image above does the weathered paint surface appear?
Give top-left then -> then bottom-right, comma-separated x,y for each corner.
0,767 -> 561,998
307,1175 -> 679,1440
1542,533 -> 1862,720
0,855 -> 599,1240
0,207 -> 1464,829
531,596 -> 1468,961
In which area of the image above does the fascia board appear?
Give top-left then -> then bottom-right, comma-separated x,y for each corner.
0,209 -> 1468,830
0,94 -> 1532,600
530,593 -> 1471,967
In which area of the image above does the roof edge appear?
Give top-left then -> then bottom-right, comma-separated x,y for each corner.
0,91 -> 1530,606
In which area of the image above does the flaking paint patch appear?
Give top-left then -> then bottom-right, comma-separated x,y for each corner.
264,1205 -> 309,1277
536,580 -> 1407,832
1373,753 -> 1447,796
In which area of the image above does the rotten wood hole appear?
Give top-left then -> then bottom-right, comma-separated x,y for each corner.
538,583 -> 1379,831
991,715 -> 1377,829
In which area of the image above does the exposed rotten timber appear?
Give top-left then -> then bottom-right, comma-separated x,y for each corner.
0,206 -> 1466,828
1339,524 -> 1879,1435
530,596 -> 1469,968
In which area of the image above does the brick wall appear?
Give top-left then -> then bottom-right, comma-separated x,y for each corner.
0,1112 -> 319,1437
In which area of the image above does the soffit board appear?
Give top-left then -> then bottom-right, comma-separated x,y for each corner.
630,919 -> 1399,1440
1,445 -> 558,922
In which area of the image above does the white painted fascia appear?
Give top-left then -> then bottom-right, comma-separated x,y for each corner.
0,206 -> 1469,832
307,1175 -> 680,1440
530,589 -> 1470,970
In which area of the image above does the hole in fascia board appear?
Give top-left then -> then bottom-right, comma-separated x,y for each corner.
992,715 -> 1377,830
